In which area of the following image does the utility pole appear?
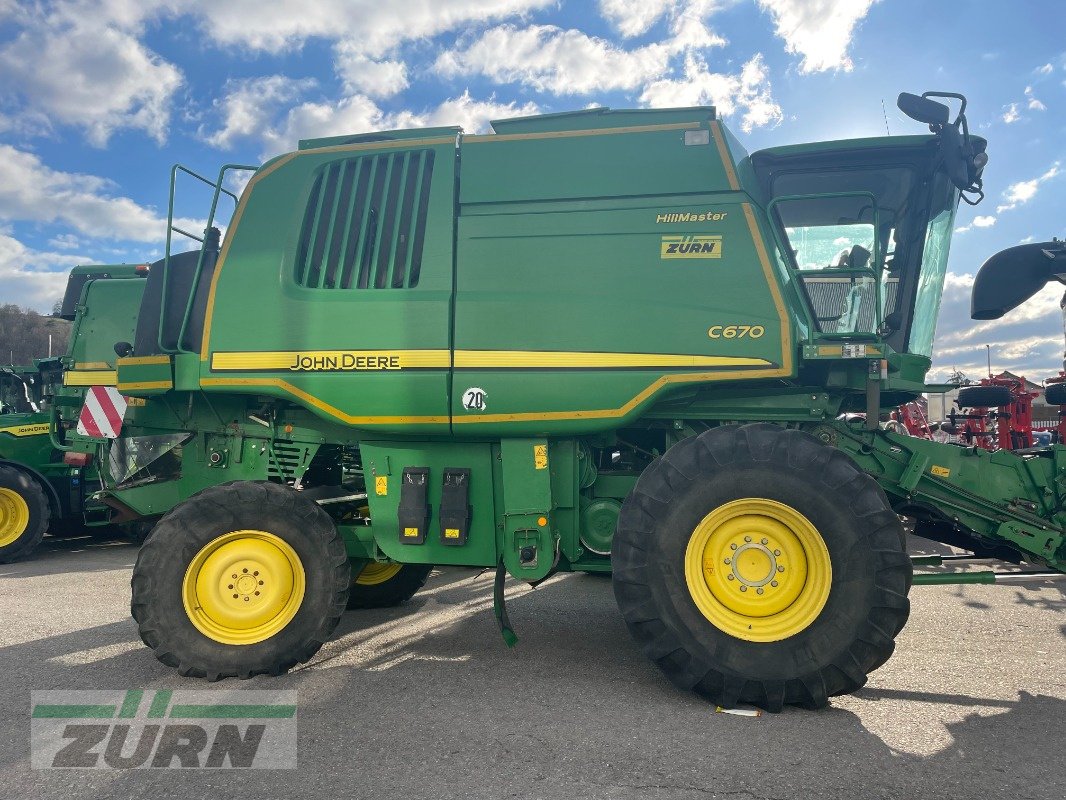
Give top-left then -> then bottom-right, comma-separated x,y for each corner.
986,344 -> 992,378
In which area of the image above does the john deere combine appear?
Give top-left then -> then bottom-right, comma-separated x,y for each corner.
0,265 -> 145,561
65,91 -> 1066,710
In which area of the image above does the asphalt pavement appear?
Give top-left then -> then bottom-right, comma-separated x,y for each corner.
0,531 -> 1063,800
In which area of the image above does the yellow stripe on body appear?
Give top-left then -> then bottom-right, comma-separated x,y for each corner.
64,370 -> 117,386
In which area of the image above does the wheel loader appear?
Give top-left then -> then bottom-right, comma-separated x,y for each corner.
63,91 -> 1066,710
0,265 -> 146,561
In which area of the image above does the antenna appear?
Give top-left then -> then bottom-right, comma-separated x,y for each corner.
881,99 -> 890,135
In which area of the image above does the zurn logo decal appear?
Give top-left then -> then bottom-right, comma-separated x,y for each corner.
660,234 -> 723,259
31,689 -> 296,769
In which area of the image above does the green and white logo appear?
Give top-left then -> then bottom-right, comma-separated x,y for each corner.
31,689 -> 297,769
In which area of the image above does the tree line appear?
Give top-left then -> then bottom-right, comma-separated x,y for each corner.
0,304 -> 71,365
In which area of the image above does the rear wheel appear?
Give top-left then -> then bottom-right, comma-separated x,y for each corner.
1044,382 -> 1066,406
132,481 -> 350,679
612,423 -> 911,712
347,562 -> 433,609
0,466 -> 49,562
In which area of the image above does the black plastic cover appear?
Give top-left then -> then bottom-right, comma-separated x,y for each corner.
439,468 -> 471,546
397,467 -> 430,545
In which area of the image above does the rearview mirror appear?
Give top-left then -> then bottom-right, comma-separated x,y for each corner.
897,93 -> 950,126
971,241 -> 1066,320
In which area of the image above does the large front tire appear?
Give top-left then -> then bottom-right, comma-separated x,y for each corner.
0,465 -> 49,562
612,424 -> 910,712
132,481 -> 350,679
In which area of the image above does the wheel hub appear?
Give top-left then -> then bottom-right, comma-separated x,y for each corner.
182,530 -> 305,645
0,487 -> 30,547
685,498 -> 832,642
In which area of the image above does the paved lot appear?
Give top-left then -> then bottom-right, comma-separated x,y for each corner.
0,531 -> 1063,800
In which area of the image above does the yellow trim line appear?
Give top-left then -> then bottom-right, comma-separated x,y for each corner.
209,350 -> 772,372
117,355 -> 172,366
117,380 -> 173,391
64,370 -> 117,386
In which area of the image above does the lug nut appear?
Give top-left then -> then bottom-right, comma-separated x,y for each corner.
232,593 -> 238,599
739,585 -> 747,592
756,588 -> 764,595
761,538 -> 768,545
777,565 -> 785,572
744,536 -> 752,543
724,558 -> 731,565
730,543 -> 737,550
771,580 -> 779,587
774,549 -> 781,556
727,575 -> 735,581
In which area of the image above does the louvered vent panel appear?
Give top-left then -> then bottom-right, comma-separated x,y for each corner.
294,150 -> 434,289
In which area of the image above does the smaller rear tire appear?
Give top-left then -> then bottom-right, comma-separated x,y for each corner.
957,385 -> 1012,408
348,562 -> 433,609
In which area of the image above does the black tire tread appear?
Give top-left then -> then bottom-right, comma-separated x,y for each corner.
132,480 -> 350,680
0,464 -> 50,562
348,563 -> 433,609
612,423 -> 910,711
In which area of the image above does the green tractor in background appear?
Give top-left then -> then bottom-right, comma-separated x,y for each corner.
64,91 -> 1066,710
0,265 -> 146,561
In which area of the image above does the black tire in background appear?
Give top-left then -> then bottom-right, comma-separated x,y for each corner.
1044,382 -> 1066,406
0,465 -> 50,562
347,563 -> 433,609
132,481 -> 350,679
612,424 -> 911,712
957,385 -> 1013,408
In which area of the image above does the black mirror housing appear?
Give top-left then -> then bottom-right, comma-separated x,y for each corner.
971,241 -> 1066,320
897,92 -> 950,126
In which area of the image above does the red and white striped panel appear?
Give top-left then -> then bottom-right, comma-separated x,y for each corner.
76,385 -> 128,439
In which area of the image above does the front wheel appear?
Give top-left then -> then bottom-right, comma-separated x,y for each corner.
132,481 -> 351,679
612,424 -> 911,712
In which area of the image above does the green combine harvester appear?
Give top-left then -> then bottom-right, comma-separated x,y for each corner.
0,265 -> 146,561
64,91 -> 1065,710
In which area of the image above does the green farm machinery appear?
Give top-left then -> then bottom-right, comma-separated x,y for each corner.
64,91 -> 1066,710
0,265 -> 146,561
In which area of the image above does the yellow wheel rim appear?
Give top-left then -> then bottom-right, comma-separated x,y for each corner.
355,561 -> 402,586
182,530 -> 305,645
684,498 -> 832,642
0,487 -> 30,548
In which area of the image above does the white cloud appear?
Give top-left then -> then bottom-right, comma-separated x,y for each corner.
0,234 -> 86,310
1036,63 -> 1053,75
47,233 -> 82,250
996,162 -> 1060,213
1002,102 -> 1021,124
1024,85 -> 1046,111
436,24 -> 679,94
0,7 -> 183,145
183,0 -> 554,56
598,0 -> 672,37
954,214 -> 997,234
201,75 -> 316,149
640,53 -> 783,132
0,145 -> 201,243
334,45 -> 409,98
755,0 -> 877,74
261,92 -> 537,157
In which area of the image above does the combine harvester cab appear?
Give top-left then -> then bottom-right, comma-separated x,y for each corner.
69,91 -> 1065,711
0,265 -> 146,561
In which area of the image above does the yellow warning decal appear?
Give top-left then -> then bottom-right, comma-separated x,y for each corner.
930,465 -> 951,478
661,235 -> 722,259
403,527 -> 420,538
0,423 -> 50,437
375,476 -> 388,496
533,444 -> 548,470
444,528 -> 460,539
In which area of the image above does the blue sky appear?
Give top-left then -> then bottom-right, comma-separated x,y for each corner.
0,0 -> 1063,382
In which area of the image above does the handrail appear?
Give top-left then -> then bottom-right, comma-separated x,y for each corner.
159,163 -> 257,354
